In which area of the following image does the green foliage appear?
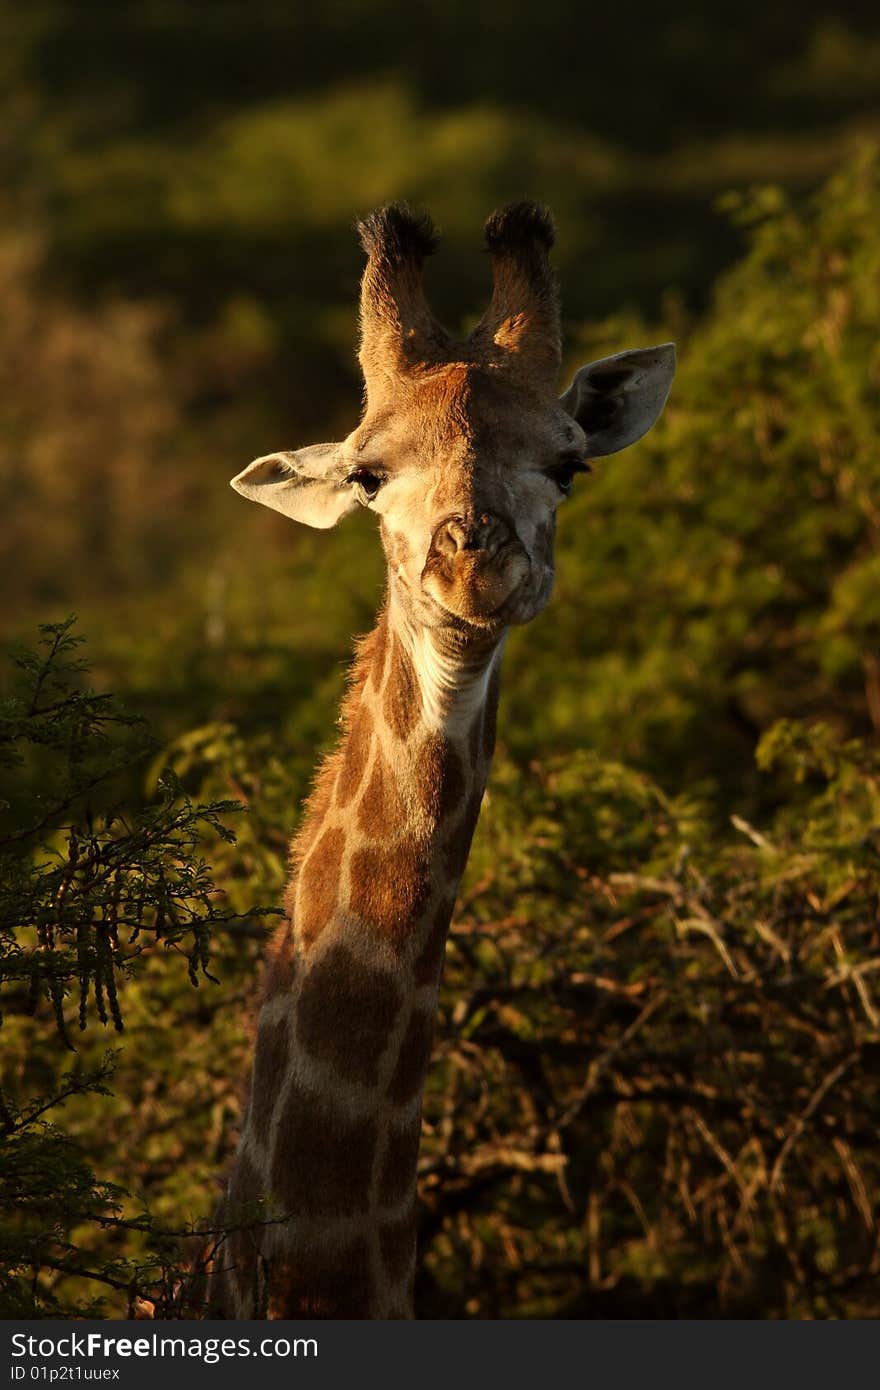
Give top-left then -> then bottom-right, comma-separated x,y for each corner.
0,1059 -> 134,1318
505,149 -> 880,800
421,728 -> 880,1316
9,2 -> 880,320
0,619 -> 247,1040
0,620 -> 271,1316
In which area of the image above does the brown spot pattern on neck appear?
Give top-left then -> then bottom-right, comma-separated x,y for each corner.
216,603 -> 504,1319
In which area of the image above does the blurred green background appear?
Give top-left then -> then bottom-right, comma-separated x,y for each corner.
3,0 -> 880,1319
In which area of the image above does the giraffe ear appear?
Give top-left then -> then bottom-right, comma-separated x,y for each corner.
230,444 -> 358,529
559,343 -> 675,457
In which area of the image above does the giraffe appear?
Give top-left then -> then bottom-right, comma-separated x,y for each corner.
208,202 -> 675,1319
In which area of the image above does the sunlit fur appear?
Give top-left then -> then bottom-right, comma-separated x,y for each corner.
208,205 -> 641,1322
350,203 -> 579,638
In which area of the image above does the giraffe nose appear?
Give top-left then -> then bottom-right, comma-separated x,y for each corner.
430,512 -> 513,559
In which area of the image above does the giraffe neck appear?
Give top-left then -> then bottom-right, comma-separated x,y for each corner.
217,600 -> 503,1319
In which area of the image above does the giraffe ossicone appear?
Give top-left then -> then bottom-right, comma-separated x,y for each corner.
209,202 -> 675,1319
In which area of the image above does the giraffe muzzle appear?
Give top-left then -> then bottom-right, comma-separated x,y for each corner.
422,512 -> 530,625
430,512 -> 512,559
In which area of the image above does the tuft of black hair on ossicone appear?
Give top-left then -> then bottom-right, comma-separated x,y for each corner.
356,204 -> 440,265
483,202 -> 556,256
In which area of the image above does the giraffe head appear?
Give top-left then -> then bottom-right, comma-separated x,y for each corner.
232,204 -> 675,638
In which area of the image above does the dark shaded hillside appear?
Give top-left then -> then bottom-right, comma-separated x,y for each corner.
4,1 -> 880,434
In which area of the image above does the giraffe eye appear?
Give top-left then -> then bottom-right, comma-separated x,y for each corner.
346,468 -> 384,503
548,458 -> 589,495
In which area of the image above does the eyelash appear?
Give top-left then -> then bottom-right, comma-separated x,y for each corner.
346,468 -> 384,503
548,459 -> 590,495
346,461 -> 588,502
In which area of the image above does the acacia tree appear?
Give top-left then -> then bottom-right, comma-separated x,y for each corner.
0,619 -> 270,1317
